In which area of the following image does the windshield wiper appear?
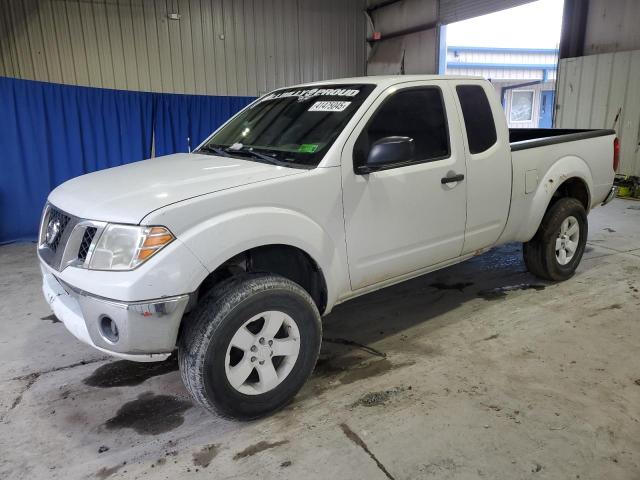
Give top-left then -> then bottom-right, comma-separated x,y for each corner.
197,144 -> 231,157
200,142 -> 302,168
227,147 -> 292,167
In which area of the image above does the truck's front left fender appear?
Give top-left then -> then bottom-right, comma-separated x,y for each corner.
174,206 -> 349,312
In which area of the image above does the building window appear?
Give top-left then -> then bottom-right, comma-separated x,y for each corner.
510,90 -> 534,122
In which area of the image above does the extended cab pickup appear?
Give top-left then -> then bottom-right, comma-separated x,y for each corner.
38,75 -> 617,418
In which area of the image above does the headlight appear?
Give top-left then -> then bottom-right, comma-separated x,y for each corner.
88,224 -> 174,271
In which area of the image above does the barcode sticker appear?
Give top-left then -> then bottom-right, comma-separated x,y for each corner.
308,101 -> 351,112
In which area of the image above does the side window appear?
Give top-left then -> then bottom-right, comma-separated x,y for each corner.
456,85 -> 497,154
354,87 -> 450,168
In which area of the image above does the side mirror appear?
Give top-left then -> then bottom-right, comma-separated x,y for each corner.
356,136 -> 415,174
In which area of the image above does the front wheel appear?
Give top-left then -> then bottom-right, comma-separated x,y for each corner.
178,274 -> 322,420
523,197 -> 588,281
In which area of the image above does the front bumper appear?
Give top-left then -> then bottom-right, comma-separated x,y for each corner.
42,270 -> 189,362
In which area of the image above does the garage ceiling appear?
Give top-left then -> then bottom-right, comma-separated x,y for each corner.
366,0 -> 537,75
366,0 -> 536,26
438,0 -> 536,24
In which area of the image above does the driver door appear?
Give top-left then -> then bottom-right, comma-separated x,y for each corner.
341,81 -> 468,291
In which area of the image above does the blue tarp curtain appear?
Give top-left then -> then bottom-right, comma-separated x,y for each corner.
154,92 -> 254,156
0,77 -> 254,243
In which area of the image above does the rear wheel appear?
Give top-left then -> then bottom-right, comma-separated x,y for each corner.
523,197 -> 588,281
178,274 -> 321,420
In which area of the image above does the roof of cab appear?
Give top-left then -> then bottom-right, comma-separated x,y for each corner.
287,75 -> 485,90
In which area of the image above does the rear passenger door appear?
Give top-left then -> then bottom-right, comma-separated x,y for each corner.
452,82 -> 512,254
341,81 -> 468,291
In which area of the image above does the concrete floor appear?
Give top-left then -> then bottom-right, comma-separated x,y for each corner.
1,198 -> 640,480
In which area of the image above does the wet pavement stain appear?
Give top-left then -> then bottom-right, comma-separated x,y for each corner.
429,281 -> 473,292
478,284 -> 546,300
340,358 -> 413,385
313,355 -> 363,377
104,392 -> 191,435
590,303 -> 624,316
95,463 -> 124,480
84,355 -> 178,388
233,440 -> 289,460
340,423 -> 395,480
323,337 -> 386,358
313,355 -> 414,385
193,444 -> 219,468
10,372 -> 40,410
351,386 -> 408,408
40,313 -> 60,323
483,333 -> 500,341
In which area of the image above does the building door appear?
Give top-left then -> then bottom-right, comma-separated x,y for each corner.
539,90 -> 555,128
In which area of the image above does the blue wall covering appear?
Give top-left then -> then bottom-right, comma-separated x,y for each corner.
154,93 -> 255,156
0,77 -> 254,243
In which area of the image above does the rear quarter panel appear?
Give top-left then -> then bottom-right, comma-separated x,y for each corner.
499,134 -> 615,243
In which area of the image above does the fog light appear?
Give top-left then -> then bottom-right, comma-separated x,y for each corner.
100,316 -> 119,343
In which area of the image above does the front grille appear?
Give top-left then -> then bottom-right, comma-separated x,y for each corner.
39,203 -> 106,271
77,227 -> 97,262
47,208 -> 71,252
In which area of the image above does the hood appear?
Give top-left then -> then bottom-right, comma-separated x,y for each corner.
48,153 -> 304,223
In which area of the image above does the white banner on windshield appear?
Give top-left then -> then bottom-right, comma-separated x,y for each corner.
256,87 -> 360,105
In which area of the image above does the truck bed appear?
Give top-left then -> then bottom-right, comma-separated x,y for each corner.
510,128 -> 615,151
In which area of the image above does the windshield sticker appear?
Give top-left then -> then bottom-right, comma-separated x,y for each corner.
255,87 -> 361,105
298,144 -> 319,153
308,101 -> 351,112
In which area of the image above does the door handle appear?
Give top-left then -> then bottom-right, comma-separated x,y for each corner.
441,173 -> 465,184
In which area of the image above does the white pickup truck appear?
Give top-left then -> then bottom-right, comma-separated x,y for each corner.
39,75 -> 617,419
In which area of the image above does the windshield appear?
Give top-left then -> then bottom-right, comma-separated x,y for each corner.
199,84 -> 376,167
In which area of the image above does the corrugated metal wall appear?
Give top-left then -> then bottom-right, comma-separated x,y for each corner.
446,48 -> 558,81
447,66 -> 556,81
447,49 -> 558,68
556,51 -> 640,176
365,0 -> 438,75
583,0 -> 640,56
0,0 -> 367,96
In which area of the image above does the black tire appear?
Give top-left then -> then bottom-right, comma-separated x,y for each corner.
178,274 -> 321,420
523,197 -> 588,281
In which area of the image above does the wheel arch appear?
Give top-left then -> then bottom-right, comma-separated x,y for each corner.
512,156 -> 594,242
550,176 -> 590,212
175,206 -> 348,314
196,243 -> 329,315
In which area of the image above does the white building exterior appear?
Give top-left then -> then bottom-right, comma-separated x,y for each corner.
445,46 -> 558,128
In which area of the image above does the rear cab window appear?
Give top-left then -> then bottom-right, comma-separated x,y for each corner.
455,85 -> 497,154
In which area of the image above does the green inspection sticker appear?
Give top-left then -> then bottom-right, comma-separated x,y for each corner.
298,143 -> 319,153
